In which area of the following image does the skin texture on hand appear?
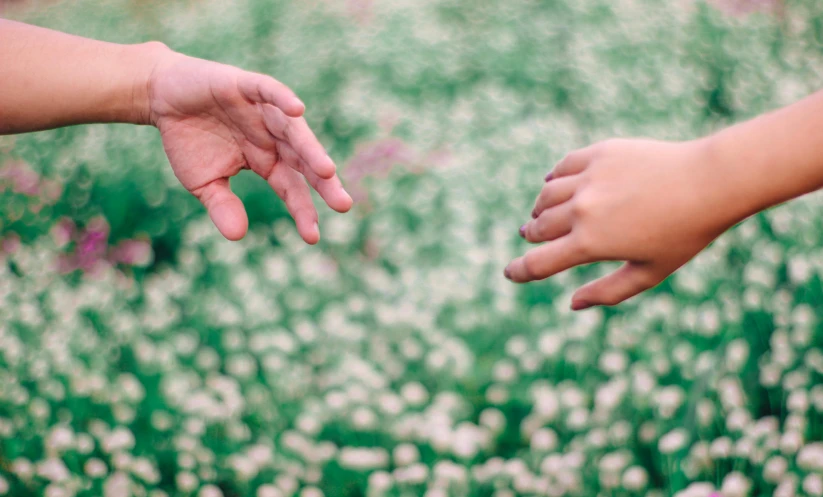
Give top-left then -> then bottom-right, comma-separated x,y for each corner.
146,52 -> 353,243
0,19 -> 352,243
504,89 -> 823,310
504,139 -> 739,310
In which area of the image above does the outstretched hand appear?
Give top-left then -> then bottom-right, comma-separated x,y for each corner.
147,52 -> 352,243
505,139 -> 739,310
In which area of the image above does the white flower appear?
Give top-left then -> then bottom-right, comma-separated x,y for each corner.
339,447 -> 390,471
367,471 -> 392,493
131,457 -> 160,484
804,474 -> 823,497
599,349 -> 628,375
721,472 -> 751,497
393,444 -> 420,466
599,450 -> 630,475
104,472 -> 132,497
85,458 -> 108,478
797,442 -> 823,472
763,456 -> 788,484
176,471 -> 199,493
393,463 -> 428,484
710,436 -> 733,459
725,339 -> 750,372
478,408 -> 506,433
199,485 -> 223,497
492,360 -> 517,383
657,385 -> 685,418
300,487 -> 323,497
659,429 -> 689,455
257,486 -> 282,497
780,431 -> 803,455
102,427 -> 135,453
530,428 -> 558,452
400,382 -> 429,406
0,475 -> 8,496
787,390 -> 810,412
46,426 -> 74,453
622,466 -> 648,491
36,458 -> 70,482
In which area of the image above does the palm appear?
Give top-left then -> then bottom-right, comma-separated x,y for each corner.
147,54 -> 352,242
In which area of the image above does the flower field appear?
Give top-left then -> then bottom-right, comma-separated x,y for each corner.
2,0 -> 823,496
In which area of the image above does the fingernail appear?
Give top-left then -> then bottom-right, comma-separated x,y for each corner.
571,300 -> 593,311
519,225 -> 527,238
504,266 -> 512,280
545,172 -> 553,182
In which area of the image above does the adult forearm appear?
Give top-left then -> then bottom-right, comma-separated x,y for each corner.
0,19 -> 168,134
704,90 -> 823,225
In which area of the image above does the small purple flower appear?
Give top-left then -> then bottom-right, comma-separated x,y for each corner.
74,217 -> 110,272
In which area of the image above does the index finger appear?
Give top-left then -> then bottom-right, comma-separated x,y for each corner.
261,105 -> 336,180
238,73 -> 305,118
504,236 -> 589,283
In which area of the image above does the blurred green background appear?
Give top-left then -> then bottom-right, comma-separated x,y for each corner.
2,0 -> 823,496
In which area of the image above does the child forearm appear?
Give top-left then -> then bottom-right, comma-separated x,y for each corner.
705,89 -> 823,225
0,19 -> 167,134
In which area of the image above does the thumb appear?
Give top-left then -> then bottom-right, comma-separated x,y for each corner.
571,263 -> 660,310
192,178 -> 249,241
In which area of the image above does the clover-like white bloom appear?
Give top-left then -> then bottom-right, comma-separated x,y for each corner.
804,474 -> 823,497
780,430 -> 804,455
721,471 -> 752,497
659,428 -> 689,455
400,382 -> 429,406
797,442 -> 823,472
393,443 -> 420,466
763,455 -> 789,484
621,466 -> 648,491
198,485 -> 223,497
101,427 -> 135,454
104,472 -> 132,497
36,458 -> 70,482
339,447 -> 390,471
175,471 -> 199,493
45,425 -> 74,454
257,485 -> 283,497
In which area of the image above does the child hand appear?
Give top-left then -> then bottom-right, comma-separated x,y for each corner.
146,49 -> 353,243
505,138 -> 739,310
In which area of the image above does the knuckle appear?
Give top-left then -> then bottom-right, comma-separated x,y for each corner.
571,192 -> 596,219
573,229 -> 597,260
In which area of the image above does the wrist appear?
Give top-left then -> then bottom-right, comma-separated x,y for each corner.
689,134 -> 761,232
122,41 -> 176,126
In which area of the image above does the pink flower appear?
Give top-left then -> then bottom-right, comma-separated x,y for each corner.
1,233 -> 21,255
0,161 -> 40,196
111,239 -> 153,267
73,217 -> 110,271
708,0 -> 783,16
50,218 -> 75,249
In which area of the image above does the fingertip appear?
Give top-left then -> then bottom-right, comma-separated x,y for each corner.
301,221 -> 320,245
570,298 -> 594,311
210,203 -> 248,241
335,191 -> 354,213
285,99 -> 305,117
